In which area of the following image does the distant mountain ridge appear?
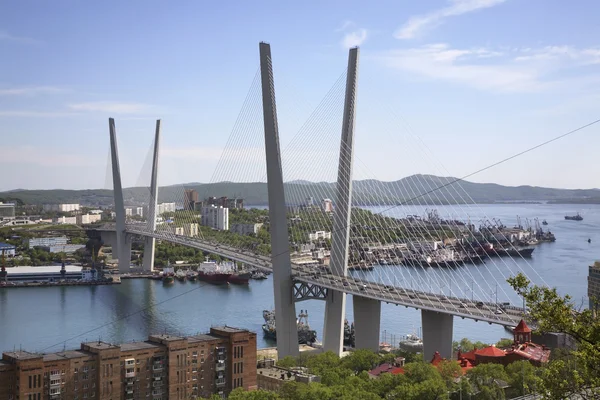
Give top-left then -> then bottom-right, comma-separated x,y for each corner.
2,174 -> 600,207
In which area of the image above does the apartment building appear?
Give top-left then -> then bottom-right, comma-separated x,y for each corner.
0,327 -> 257,400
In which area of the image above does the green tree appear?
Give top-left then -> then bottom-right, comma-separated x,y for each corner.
508,272 -> 600,399
437,360 -> 462,390
495,338 -> 514,348
340,349 -> 381,373
276,355 -> 296,369
466,363 -> 507,400
227,388 -> 280,400
505,360 -> 542,397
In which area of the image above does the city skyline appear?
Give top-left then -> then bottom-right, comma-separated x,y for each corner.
1,0 -> 599,191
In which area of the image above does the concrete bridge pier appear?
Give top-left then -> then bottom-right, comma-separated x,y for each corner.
352,296 -> 381,352
421,310 -> 454,360
323,289 -> 346,354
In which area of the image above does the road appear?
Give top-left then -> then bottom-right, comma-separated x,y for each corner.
100,225 -> 527,327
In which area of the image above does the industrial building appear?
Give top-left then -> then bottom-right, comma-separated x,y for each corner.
230,223 -> 263,235
28,236 -> 69,248
42,204 -> 80,212
0,327 -> 257,399
0,242 -> 16,257
4,265 -> 83,282
0,202 -> 15,220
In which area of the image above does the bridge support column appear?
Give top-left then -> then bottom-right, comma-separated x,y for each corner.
421,310 -> 453,360
353,296 -> 381,352
142,120 -> 161,273
109,118 -> 131,274
323,46 -> 359,355
259,42 -> 298,358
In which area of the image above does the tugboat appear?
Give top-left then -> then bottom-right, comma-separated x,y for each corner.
175,269 -> 187,282
186,269 -> 198,282
262,309 -> 317,345
565,213 -> 583,221
162,263 -> 175,284
252,271 -> 267,280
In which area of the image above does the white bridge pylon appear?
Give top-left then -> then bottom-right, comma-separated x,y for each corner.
104,42 -> 529,361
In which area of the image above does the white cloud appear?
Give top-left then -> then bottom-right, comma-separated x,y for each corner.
341,29 -> 368,49
68,102 -> 154,114
0,86 -> 63,96
0,31 -> 40,44
335,20 -> 355,32
394,0 -> 506,40
379,43 -> 600,93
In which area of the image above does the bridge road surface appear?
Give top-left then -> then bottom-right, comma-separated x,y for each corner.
102,225 -> 527,327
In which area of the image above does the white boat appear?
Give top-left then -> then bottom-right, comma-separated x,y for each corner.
399,332 -> 423,353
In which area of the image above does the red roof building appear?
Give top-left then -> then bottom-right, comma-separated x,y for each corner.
431,351 -> 474,375
456,320 -> 550,367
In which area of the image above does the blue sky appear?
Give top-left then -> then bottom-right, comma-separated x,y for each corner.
1,0 -> 599,191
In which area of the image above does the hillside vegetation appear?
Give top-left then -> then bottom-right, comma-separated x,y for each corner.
2,174 -> 599,206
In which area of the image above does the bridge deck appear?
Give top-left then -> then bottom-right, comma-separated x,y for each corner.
95,225 -> 526,327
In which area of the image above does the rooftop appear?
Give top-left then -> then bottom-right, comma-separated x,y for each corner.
211,326 -> 249,334
6,265 -> 82,274
475,345 -> 506,358
0,242 -> 15,249
3,350 -> 43,360
82,341 -> 120,351
44,350 -> 90,362
509,343 -> 551,363
188,334 -> 220,343
149,334 -> 185,342
514,319 -> 532,333
121,341 -> 162,352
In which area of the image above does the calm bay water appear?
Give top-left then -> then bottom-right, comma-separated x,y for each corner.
1,203 -> 598,353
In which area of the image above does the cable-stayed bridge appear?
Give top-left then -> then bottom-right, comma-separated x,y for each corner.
96,42 -> 545,361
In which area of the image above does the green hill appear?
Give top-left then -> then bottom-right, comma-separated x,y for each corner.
2,175 -> 599,207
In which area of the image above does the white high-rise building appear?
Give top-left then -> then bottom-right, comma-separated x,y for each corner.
201,205 -> 229,231
321,198 -> 333,212
43,204 -> 80,212
157,202 -> 176,215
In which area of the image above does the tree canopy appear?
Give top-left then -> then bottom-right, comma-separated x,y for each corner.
508,272 -> 600,399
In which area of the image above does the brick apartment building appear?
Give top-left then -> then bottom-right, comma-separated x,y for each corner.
0,327 -> 257,400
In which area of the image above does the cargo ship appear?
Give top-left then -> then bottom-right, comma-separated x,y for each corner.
197,258 -> 232,284
228,271 -> 252,284
565,213 -> 583,221
262,309 -> 317,344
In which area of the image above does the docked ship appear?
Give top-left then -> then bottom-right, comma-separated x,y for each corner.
175,269 -> 186,282
162,265 -> 174,284
399,332 -> 423,353
262,309 -> 317,345
344,319 -> 355,347
228,270 -> 252,284
565,213 -> 583,221
186,270 -> 198,282
251,271 -> 267,280
197,258 -> 232,284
